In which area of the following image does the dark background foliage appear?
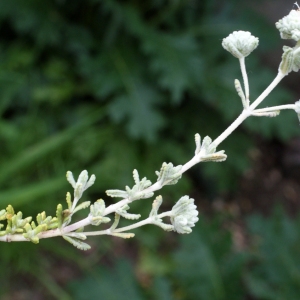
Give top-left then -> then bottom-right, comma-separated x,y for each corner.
1,0 -> 300,299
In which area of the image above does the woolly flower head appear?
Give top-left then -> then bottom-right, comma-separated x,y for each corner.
276,9 -> 300,41
170,196 -> 199,234
222,31 -> 259,59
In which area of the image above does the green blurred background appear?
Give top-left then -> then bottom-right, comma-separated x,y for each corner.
1,0 -> 300,299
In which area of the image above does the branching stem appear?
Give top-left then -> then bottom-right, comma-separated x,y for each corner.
254,104 -> 296,113
213,71 -> 286,147
83,211 -> 172,236
1,22 -> 298,249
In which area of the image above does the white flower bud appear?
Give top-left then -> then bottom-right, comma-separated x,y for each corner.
276,10 -> 300,41
170,196 -> 199,234
222,31 -> 259,59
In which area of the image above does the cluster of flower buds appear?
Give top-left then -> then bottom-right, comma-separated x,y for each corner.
170,196 -> 199,234
222,7 -> 300,75
222,31 -> 259,59
276,8 -> 300,41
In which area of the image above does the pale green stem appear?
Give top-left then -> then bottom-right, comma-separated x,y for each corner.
239,57 -> 249,104
0,234 -> 28,242
249,71 -> 285,110
83,211 -> 172,236
0,210 -> 173,241
253,104 -> 296,113
213,71 -> 286,148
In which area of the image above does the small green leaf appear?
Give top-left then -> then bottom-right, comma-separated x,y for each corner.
72,201 -> 91,214
6,205 -> 15,220
106,189 -> 128,199
66,171 -> 76,188
111,232 -> 135,239
155,162 -> 182,186
116,205 -> 141,220
149,195 -> 163,218
23,223 -> 48,244
106,169 -> 153,201
153,220 -> 174,232
110,213 -> 121,231
56,204 -> 63,228
194,134 -> 227,162
64,232 -> 87,240
66,192 -> 72,210
89,199 -> 111,226
62,235 -> 91,251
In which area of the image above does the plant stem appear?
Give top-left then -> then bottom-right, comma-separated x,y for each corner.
253,104 -> 295,113
66,70 -> 287,234
0,65 -> 289,244
83,211 -> 172,236
249,72 -> 285,109
213,71 -> 286,147
239,57 -> 249,103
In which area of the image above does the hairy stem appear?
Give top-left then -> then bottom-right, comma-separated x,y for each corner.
83,211 -> 172,236
253,104 -> 296,113
213,71 -> 286,147
239,57 -> 249,103
63,70 -> 287,236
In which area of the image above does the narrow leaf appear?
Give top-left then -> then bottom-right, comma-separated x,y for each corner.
72,201 -> 91,214
62,235 -> 91,251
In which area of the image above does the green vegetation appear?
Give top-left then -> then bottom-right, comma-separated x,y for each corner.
0,0 -> 299,298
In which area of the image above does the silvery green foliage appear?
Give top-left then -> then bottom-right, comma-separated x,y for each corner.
276,9 -> 300,41
170,196 -> 199,234
57,172 -> 97,232
89,199 -> 111,226
194,134 -> 227,162
66,170 -> 96,203
106,169 -> 153,201
235,79 -> 248,108
109,213 -> 135,239
222,31 -> 259,59
63,229 -> 91,251
116,205 -> 141,220
72,201 -> 91,215
155,162 -> 182,186
279,45 -> 300,75
149,196 -> 174,231
251,110 -> 280,118
2,7 -> 300,251
62,234 -> 91,251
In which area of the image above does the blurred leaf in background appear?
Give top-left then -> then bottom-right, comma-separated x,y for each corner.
171,215 -> 248,300
69,260 -> 144,300
246,206 -> 300,300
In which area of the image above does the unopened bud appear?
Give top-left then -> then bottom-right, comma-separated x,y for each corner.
276,9 -> 300,42
222,31 -> 259,59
